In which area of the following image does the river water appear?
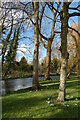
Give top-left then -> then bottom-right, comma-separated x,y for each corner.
1,75 -> 60,96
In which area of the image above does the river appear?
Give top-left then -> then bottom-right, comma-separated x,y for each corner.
1,75 -> 60,96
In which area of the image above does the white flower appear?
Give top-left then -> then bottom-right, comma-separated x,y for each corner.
47,101 -> 50,104
47,98 -> 50,100
50,104 -> 55,107
75,98 -> 78,101
75,103 -> 77,106
67,104 -> 69,107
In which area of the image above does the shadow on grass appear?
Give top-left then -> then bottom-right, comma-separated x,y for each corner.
40,79 -> 80,91
2,75 -> 80,118
65,96 -> 80,101
2,95 -> 47,115
50,105 -> 79,118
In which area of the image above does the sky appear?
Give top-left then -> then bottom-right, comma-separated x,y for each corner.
16,2 -> 61,63
16,2 -> 78,64
16,3 -> 55,63
1,1 -> 79,64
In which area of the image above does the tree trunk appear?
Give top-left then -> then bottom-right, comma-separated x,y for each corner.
77,56 -> 80,75
32,2 -> 40,90
44,40 -> 52,80
57,3 -> 68,102
72,34 -> 80,75
76,38 -> 80,75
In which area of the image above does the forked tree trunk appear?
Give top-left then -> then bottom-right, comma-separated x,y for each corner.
57,3 -> 68,102
39,3 -> 60,81
32,2 -> 40,89
44,40 -> 52,80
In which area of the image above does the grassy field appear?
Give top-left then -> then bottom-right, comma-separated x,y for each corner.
2,75 -> 80,119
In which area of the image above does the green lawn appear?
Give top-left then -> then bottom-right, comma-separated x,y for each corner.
2,75 -> 80,118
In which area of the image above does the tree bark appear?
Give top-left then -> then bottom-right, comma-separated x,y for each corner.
44,40 -> 52,80
76,37 -> 80,74
71,34 -> 80,75
32,2 -> 40,90
57,3 -> 69,102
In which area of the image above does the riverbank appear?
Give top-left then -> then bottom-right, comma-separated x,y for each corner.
2,75 -> 80,118
2,73 -> 59,80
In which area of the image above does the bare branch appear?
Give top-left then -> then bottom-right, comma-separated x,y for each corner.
69,12 -> 80,17
68,25 -> 80,36
69,7 -> 80,12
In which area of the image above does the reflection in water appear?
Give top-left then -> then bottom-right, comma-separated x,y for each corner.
2,81 -> 6,96
2,75 -> 59,96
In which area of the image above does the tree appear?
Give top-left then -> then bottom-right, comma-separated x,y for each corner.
71,33 -> 80,75
39,2 -> 60,80
5,26 -> 20,76
19,56 -> 28,71
2,15 -> 13,65
67,31 -> 77,78
32,2 -> 40,89
57,1 -> 80,102
0,2 -> 40,89
51,57 -> 60,73
71,23 -> 80,74
1,2 -> 32,76
57,2 -> 69,102
67,24 -> 80,78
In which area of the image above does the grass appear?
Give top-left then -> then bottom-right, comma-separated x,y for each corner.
2,75 -> 80,119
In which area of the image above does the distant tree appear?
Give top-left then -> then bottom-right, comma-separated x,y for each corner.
51,58 -> 60,73
19,56 -> 28,71
29,64 -> 33,71
4,26 -> 20,76
20,56 -> 27,64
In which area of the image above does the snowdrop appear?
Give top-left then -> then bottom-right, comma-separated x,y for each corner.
64,104 -> 69,107
67,104 -> 69,107
75,98 -> 78,101
75,103 -> 77,106
47,98 -> 50,100
47,101 -> 50,104
50,104 -> 55,107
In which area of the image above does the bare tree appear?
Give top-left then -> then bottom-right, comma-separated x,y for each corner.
2,15 -> 13,65
57,1 -> 80,102
57,2 -> 69,102
39,2 -> 60,80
